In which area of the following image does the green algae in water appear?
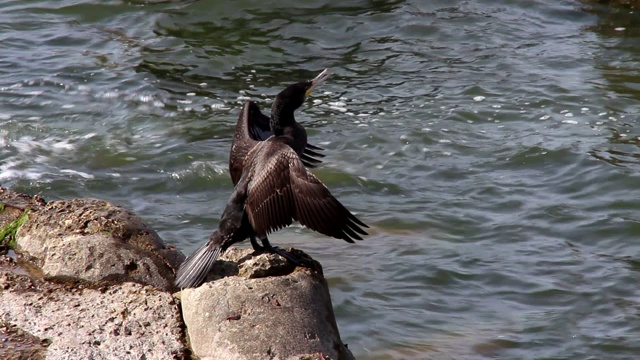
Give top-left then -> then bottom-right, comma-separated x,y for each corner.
0,209 -> 29,249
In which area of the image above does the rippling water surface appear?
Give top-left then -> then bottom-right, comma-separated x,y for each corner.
3,0 -> 640,358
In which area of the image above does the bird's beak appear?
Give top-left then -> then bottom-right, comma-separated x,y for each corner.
305,68 -> 331,97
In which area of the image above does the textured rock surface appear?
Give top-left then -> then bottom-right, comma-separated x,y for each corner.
0,259 -> 188,360
2,188 -> 354,360
179,248 -> 354,360
14,198 -> 184,292
0,187 -> 45,252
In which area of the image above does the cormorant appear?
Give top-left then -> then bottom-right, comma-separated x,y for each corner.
174,72 -> 368,288
175,135 -> 368,289
228,69 -> 331,262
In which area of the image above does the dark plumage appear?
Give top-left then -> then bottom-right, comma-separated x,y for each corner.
228,69 -> 331,257
174,135 -> 368,289
229,69 -> 330,185
175,70 -> 368,288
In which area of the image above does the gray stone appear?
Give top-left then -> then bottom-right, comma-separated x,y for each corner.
179,248 -> 354,360
14,198 -> 184,292
0,260 -> 188,360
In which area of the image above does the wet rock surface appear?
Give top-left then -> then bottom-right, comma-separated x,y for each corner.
180,248 -> 354,360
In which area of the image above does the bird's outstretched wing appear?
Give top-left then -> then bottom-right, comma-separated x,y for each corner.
245,139 -> 367,243
230,101 -> 266,184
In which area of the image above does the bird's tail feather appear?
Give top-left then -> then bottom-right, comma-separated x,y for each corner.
175,234 -> 223,289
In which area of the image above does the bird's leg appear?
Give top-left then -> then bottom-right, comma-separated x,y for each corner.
259,236 -> 303,266
249,235 -> 264,251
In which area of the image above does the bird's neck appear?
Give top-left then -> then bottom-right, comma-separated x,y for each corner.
270,102 -> 296,135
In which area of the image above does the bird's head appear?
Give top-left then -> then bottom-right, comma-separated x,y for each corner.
272,69 -> 331,116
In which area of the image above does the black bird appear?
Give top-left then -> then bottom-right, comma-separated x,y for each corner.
228,69 -> 331,262
175,135 -> 368,288
175,100 -> 368,288
229,68 -> 330,185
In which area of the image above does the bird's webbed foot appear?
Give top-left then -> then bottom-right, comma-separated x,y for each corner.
259,236 -> 304,266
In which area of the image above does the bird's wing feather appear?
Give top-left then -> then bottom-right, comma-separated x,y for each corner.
230,101 -> 274,185
245,140 -> 368,243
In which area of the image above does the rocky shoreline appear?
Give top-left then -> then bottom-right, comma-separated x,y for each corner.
0,187 -> 354,360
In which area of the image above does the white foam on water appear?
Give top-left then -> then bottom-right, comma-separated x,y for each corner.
186,92 -> 196,96
51,140 -> 75,151
562,120 -> 578,125
0,114 -> 11,120
177,99 -> 192,104
328,106 -> 347,113
60,169 -> 94,179
539,115 -> 550,120
210,103 -> 230,110
328,101 -> 347,107
473,96 -> 485,101
61,104 -> 75,109
564,113 -> 574,117
101,91 -> 119,99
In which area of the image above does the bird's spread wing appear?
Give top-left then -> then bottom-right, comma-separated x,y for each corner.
230,101 -> 269,185
245,140 -> 368,243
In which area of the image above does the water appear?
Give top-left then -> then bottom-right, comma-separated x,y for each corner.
2,0 -> 640,358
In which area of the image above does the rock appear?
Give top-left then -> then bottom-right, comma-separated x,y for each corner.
14,198 -> 184,292
0,187 -> 45,252
0,321 -> 48,360
0,258 -> 188,360
0,187 -> 45,214
179,248 -> 354,360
